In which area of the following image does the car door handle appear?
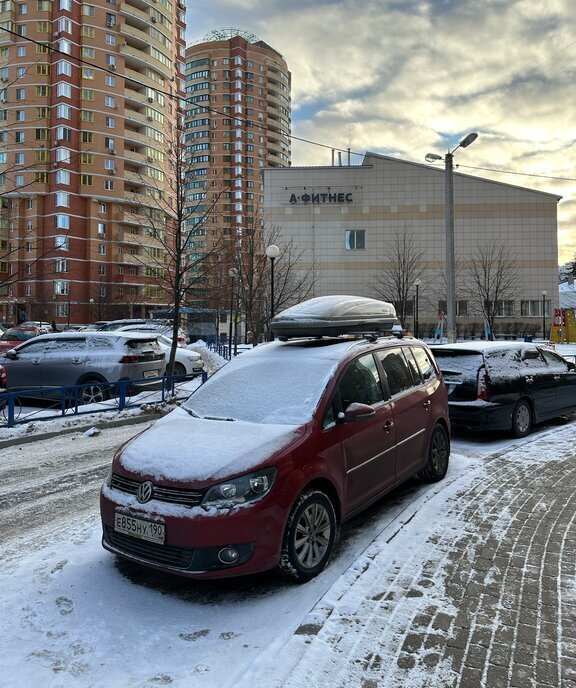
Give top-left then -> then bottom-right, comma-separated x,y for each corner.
423,400 -> 431,408
554,375 -> 561,381
383,420 -> 393,432
525,376 -> 534,383
71,358 -> 82,364
32,359 -> 41,365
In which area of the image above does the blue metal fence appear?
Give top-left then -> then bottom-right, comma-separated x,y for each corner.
0,371 -> 208,428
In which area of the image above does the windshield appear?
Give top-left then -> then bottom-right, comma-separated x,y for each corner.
183,346 -> 339,425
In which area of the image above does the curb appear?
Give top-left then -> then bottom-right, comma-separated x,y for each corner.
0,412 -> 166,450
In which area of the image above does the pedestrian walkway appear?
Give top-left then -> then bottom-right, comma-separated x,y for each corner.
251,423 -> 576,688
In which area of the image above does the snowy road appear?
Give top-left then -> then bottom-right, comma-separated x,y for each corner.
0,417 -> 565,687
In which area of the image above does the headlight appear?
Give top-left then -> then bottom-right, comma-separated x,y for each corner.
201,467 -> 277,507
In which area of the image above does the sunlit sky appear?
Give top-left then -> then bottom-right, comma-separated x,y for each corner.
186,0 -> 576,265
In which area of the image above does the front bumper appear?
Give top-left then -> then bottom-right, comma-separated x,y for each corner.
100,489 -> 286,579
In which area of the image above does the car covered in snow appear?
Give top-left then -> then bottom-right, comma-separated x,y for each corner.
429,341 -> 576,437
120,330 -> 203,378
1,331 -> 166,403
100,296 -> 450,582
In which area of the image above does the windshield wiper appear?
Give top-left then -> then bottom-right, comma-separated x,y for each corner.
184,408 -> 234,421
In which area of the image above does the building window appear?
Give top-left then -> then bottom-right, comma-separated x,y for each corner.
345,229 -> 365,250
82,67 -> 94,79
56,103 -> 71,119
57,60 -> 72,76
55,258 -> 69,272
98,244 -> 106,254
55,191 -> 70,206
56,303 -> 69,317
104,117 -> 115,128
55,169 -> 70,185
54,280 -> 69,295
80,174 -> 93,185
55,235 -> 69,250
104,180 -> 114,190
105,75 -> 116,87
82,132 -> 94,143
97,222 -> 106,235
98,264 -> 106,275
55,214 -> 70,229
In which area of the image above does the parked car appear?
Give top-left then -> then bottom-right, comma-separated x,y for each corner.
121,330 -> 203,377
115,323 -> 188,347
1,331 -> 166,403
100,299 -> 450,582
19,321 -> 53,331
429,341 -> 576,437
0,326 -> 49,352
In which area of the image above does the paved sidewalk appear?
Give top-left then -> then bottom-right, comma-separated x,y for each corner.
255,424 -> 576,688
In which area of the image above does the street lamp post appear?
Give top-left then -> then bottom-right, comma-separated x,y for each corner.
414,279 -> 421,339
542,290 -> 547,341
265,244 -> 280,341
89,298 -> 94,324
228,269 -> 236,360
426,132 -> 478,343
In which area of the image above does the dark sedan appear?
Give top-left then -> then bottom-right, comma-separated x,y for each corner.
429,342 -> 576,437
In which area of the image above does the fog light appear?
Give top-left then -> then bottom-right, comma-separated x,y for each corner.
218,547 -> 240,565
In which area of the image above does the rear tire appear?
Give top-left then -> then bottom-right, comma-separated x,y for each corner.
511,399 -> 532,438
419,424 -> 450,483
279,489 -> 338,582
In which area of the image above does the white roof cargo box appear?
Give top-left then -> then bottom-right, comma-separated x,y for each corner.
271,295 -> 398,339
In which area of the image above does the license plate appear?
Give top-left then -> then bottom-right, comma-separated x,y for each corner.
114,512 -> 165,544
143,370 -> 159,379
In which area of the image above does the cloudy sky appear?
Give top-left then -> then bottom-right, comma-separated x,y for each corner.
186,0 -> 576,264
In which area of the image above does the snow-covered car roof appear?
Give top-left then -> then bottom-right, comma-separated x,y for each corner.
429,341 -> 543,355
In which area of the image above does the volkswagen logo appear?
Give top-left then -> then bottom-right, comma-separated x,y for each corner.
137,480 -> 154,504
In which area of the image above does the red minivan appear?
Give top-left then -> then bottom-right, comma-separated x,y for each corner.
100,334 -> 450,581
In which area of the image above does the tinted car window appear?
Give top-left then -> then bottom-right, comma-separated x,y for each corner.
88,337 -> 115,350
45,338 -> 87,353
412,346 -> 436,382
15,340 -> 51,355
540,349 -> 569,370
402,347 -> 422,383
376,348 -> 413,396
338,353 -> 383,408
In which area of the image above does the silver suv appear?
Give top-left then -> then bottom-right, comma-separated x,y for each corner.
2,331 -> 166,403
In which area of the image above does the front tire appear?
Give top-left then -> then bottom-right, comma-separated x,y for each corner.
173,362 -> 186,377
79,379 -> 108,405
419,424 -> 450,483
511,399 -> 532,438
279,489 -> 338,582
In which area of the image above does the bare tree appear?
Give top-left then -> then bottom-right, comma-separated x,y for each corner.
463,243 -> 520,340
126,124 -> 227,374
229,208 -> 317,343
372,227 -> 425,326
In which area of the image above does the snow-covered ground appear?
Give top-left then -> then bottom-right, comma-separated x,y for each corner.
1,341 -> 575,687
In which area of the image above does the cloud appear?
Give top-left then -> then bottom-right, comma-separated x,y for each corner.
185,0 -> 576,262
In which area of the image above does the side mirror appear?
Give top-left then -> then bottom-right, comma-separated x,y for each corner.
5,350 -> 17,360
339,402 -> 376,423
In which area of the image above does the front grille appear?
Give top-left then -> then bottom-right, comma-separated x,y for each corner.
104,526 -> 195,568
111,473 -> 205,506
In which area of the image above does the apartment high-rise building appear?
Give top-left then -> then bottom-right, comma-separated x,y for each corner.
183,29 -> 291,308
0,0 -> 185,325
